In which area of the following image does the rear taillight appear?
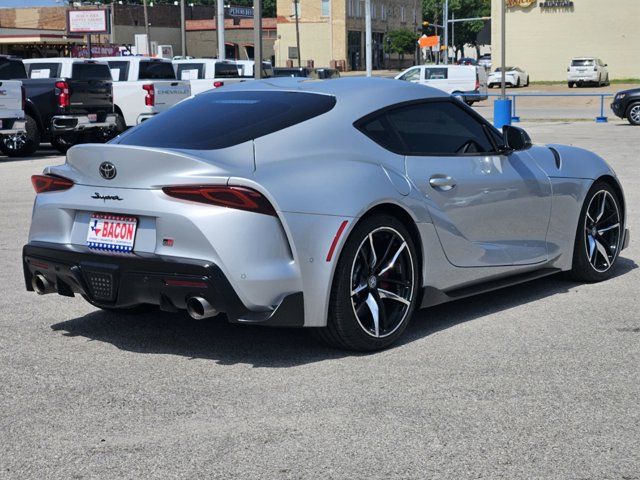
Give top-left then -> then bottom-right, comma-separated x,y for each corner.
31,174 -> 74,193
54,81 -> 70,108
162,185 -> 276,216
142,83 -> 155,106
213,81 -> 224,88
475,78 -> 480,90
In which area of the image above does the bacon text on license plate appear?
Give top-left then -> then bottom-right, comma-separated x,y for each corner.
88,113 -> 98,122
87,213 -> 137,252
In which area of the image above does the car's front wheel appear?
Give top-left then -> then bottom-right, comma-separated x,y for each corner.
626,102 -> 640,125
569,182 -> 623,282
0,115 -> 40,157
316,214 -> 419,351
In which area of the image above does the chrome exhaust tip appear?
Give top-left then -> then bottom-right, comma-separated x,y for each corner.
186,297 -> 218,320
32,273 -> 54,295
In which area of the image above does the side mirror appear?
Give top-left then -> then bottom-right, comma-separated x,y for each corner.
502,125 -> 532,151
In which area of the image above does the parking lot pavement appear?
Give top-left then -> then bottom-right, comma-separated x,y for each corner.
1,123 -> 638,479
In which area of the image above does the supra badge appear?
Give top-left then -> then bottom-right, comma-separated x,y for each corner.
99,162 -> 117,180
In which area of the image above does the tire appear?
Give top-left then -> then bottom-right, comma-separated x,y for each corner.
516,77 -> 521,88
50,133 -> 78,154
568,181 -> 623,283
465,100 -> 474,106
568,82 -> 575,88
525,76 -> 530,87
0,115 -> 40,157
315,214 -> 420,351
626,102 -> 640,125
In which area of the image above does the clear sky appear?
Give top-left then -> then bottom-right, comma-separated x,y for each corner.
0,0 -> 63,7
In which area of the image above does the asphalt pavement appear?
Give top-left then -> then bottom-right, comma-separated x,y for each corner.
1,124 -> 638,479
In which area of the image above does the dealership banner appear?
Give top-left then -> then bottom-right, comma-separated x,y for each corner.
71,45 -> 120,58
67,9 -> 110,34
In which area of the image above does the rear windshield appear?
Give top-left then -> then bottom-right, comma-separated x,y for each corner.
273,68 -> 309,77
115,90 -> 336,150
214,63 -> 240,78
0,58 -> 27,79
572,59 -> 594,67
27,63 -> 61,79
139,61 -> 176,80
107,61 -> 130,81
424,68 -> 448,80
72,63 -> 112,80
176,63 -> 205,80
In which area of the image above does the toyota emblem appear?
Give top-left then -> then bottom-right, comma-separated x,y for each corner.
99,162 -> 117,180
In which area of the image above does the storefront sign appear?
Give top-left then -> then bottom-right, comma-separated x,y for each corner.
71,45 -> 120,58
506,0 -> 536,7
67,9 -> 109,34
539,0 -> 574,7
226,6 -> 253,18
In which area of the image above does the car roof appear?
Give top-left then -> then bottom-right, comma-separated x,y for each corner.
214,76 -> 448,118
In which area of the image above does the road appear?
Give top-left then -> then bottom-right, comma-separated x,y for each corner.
1,123 -> 638,479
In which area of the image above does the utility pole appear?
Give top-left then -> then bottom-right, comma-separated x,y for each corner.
443,0 -> 448,64
294,0 -> 301,68
217,0 -> 225,59
365,0 -> 372,76
180,0 -> 186,57
501,0 -> 506,99
254,0 -> 262,78
451,12 -> 454,62
143,0 -> 151,56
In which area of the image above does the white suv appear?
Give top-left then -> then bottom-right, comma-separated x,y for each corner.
567,57 -> 609,88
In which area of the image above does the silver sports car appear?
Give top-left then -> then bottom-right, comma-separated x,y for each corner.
23,77 -> 629,351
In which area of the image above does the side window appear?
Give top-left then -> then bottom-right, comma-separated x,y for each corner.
424,68 -> 447,80
358,117 -> 404,152
385,101 -> 494,155
399,68 -> 420,82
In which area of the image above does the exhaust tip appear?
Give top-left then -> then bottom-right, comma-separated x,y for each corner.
186,297 -> 218,320
32,273 -> 51,295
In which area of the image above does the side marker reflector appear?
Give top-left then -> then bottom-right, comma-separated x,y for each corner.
326,220 -> 349,262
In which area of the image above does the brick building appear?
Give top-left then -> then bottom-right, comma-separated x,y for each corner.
186,18 -> 277,62
276,0 -> 422,70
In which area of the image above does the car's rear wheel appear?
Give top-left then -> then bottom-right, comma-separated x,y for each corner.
568,82 -> 575,88
626,102 -> 640,125
316,214 -> 419,351
568,182 -> 623,282
0,115 -> 40,158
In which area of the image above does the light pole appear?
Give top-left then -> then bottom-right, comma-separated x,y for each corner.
143,0 -> 151,56
443,0 -> 448,64
180,0 -> 186,57
501,0 -> 506,99
217,0 -> 225,60
254,0 -> 262,78
365,0 -> 372,76
294,0 -> 301,68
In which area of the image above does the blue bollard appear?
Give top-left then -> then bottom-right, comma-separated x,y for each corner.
494,99 -> 512,129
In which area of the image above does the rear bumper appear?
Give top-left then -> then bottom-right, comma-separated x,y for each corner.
136,113 -> 156,124
0,118 -> 26,135
23,242 -> 304,327
51,113 -> 117,133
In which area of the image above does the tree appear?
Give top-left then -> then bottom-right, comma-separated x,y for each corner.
422,0 -> 489,61
384,28 -> 418,69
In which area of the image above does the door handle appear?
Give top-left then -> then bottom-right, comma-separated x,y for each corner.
429,175 -> 456,191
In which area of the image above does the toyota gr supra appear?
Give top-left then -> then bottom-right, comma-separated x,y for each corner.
23,77 -> 629,351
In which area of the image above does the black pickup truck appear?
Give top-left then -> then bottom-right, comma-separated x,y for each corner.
0,55 -> 117,156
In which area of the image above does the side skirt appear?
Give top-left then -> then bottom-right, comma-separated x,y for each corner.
421,267 -> 562,308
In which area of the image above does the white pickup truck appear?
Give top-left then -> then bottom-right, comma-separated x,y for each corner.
172,59 -> 244,95
102,57 -> 191,128
0,79 -> 26,152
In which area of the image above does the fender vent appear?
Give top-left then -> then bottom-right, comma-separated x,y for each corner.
549,147 -> 562,169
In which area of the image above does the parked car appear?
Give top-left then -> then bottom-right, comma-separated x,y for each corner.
236,60 -> 274,78
456,57 -> 477,66
611,88 -> 640,125
488,66 -> 529,88
0,76 -> 27,156
22,77 -> 629,351
102,56 -> 191,129
478,54 -> 491,70
273,67 -> 341,79
567,57 -> 609,88
17,57 -> 117,154
395,64 -> 488,105
172,59 -> 243,95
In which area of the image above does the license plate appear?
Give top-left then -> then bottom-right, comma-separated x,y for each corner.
88,113 -> 98,122
87,213 -> 137,252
